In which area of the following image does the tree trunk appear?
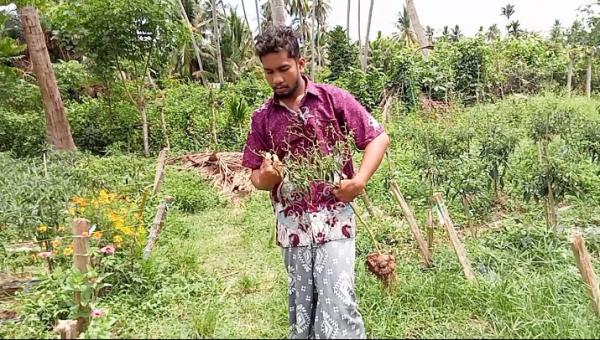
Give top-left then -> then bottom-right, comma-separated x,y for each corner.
346,0 -> 351,39
566,57 -> 573,96
19,6 -> 76,151
586,56 -> 592,98
298,1 -> 306,49
406,0 -> 430,57
255,0 -> 262,34
212,0 -> 225,84
177,0 -> 207,85
241,0 -> 251,30
270,0 -> 287,26
361,0 -> 374,71
310,0 -> 316,79
357,0 -> 361,63
141,100 -> 149,157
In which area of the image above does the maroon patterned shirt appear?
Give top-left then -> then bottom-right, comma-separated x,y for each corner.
242,76 -> 384,247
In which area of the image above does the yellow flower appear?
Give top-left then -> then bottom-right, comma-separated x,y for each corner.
70,196 -> 88,207
113,235 -> 124,248
98,189 -> 113,204
117,226 -> 133,236
51,239 -> 62,248
63,245 -> 74,256
58,224 -> 65,233
92,231 -> 103,240
68,207 -> 77,216
37,224 -> 48,233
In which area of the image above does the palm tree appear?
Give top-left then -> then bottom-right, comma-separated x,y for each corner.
175,0 -> 208,85
451,24 -> 462,41
586,46 -> 595,98
566,20 -> 585,96
501,3 -> 515,34
255,0 -> 262,34
425,25 -> 434,44
361,0 -> 374,71
486,24 -> 501,41
501,3 -> 515,21
240,0 -> 251,31
220,9 -> 257,81
346,0 -> 351,39
271,0 -> 286,26
211,0 -> 224,83
441,25 -> 450,40
392,6 -> 417,47
289,0 -> 309,47
357,0 -> 361,61
550,20 -> 563,43
507,20 -> 521,38
406,0 -> 429,56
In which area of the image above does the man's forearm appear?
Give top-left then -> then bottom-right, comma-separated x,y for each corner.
354,132 -> 391,186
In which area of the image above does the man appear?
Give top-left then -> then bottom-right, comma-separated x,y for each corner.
242,25 -> 390,339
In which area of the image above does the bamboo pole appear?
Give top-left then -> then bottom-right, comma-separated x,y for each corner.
71,218 -> 90,334
152,148 -> 169,195
143,196 -> 174,260
570,232 -> 600,316
427,209 -> 434,254
432,193 -> 475,281
389,180 -> 433,267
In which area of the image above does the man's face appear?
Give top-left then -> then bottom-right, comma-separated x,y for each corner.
261,50 -> 305,99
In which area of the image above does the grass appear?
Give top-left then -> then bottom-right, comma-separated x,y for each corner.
3,94 -> 600,338
3,172 -> 600,339
69,189 -> 599,339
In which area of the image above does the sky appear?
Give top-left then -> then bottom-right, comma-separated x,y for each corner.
228,0 -> 592,41
1,1 -> 592,41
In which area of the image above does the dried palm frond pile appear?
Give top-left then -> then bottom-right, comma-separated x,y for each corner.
169,152 -> 254,201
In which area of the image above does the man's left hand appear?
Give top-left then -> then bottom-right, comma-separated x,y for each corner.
332,178 -> 366,203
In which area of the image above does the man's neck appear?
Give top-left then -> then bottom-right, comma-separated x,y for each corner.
279,76 -> 307,111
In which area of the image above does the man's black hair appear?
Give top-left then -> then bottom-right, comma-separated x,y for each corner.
254,25 -> 301,59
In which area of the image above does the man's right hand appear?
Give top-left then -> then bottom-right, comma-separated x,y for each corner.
250,153 -> 283,190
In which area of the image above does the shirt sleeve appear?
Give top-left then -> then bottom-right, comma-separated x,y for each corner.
333,88 -> 385,150
242,113 -> 267,170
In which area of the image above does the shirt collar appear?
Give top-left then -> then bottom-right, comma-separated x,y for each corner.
303,75 -> 319,97
273,74 -> 319,106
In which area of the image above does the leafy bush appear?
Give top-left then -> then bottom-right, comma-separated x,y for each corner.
162,169 -> 225,213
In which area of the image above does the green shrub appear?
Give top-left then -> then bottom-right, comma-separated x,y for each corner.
162,169 -> 225,213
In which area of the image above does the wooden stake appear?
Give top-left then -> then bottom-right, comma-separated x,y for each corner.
359,189 -> 378,218
143,196 -> 174,260
427,209 -> 434,254
71,218 -> 90,334
570,232 -> 600,316
152,148 -> 168,195
389,181 -> 433,267
432,193 -> 475,281
55,319 -> 78,339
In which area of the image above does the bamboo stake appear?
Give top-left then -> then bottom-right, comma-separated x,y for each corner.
570,232 -> 600,316
143,196 -> 174,260
427,209 -> 434,254
71,218 -> 90,334
55,320 -> 78,339
152,148 -> 168,195
359,189 -> 378,218
389,181 -> 433,267
432,193 -> 475,281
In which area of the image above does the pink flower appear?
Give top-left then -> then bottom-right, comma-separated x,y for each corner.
37,251 -> 53,259
91,309 -> 105,318
100,245 -> 115,255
